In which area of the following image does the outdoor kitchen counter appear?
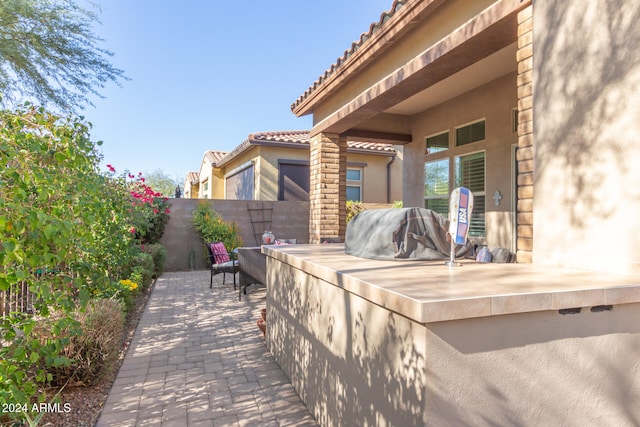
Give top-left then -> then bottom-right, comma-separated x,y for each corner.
262,243 -> 640,323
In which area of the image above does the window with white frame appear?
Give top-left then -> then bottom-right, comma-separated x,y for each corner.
424,152 -> 485,236
424,159 -> 449,216
455,151 -> 485,237
203,181 -> 209,199
346,168 -> 362,202
424,118 -> 487,238
426,131 -> 449,154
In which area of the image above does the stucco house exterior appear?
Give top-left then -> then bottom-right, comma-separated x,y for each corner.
267,2 -> 640,425
292,0 -> 640,276
188,130 -> 402,203
195,150 -> 227,199
182,171 -> 199,198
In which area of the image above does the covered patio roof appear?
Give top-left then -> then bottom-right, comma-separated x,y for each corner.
292,0 -> 523,144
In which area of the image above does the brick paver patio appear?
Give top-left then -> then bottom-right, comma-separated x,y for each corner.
96,270 -> 318,427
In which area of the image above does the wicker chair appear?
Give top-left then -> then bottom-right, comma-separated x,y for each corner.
206,242 -> 239,289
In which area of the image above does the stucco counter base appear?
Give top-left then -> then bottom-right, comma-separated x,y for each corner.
262,244 -> 640,426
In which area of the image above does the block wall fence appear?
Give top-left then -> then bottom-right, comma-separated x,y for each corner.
159,198 -> 309,271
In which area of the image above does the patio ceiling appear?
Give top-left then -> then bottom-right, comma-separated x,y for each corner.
309,0 -> 522,144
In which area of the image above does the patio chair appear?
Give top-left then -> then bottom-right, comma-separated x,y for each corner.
206,242 -> 239,289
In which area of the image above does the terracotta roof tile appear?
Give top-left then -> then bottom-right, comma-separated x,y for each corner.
249,130 -> 395,153
291,0 -> 408,113
250,130 -> 309,144
204,150 -> 228,165
186,171 -> 199,185
215,130 -> 395,167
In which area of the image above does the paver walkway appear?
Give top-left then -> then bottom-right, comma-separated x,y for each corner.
96,270 -> 318,427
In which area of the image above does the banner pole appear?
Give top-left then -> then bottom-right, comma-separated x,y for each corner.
445,238 -> 460,267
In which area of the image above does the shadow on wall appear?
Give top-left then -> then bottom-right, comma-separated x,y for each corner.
534,1 -> 640,229
268,262 -> 426,426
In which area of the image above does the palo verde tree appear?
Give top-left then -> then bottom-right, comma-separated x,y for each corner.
0,0 -> 127,113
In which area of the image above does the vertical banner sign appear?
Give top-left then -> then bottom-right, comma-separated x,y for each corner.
447,187 -> 474,266
449,187 -> 474,244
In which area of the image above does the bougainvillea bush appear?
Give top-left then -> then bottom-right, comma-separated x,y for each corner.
0,105 -> 169,420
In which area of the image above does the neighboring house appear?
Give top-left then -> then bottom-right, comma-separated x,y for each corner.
182,171 -> 199,198
292,0 -> 640,275
192,130 -> 401,203
196,150 -> 227,199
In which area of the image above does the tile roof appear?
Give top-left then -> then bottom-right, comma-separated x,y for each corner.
291,0 -> 408,113
203,150 -> 228,165
250,130 -> 396,153
216,130 -> 395,167
185,171 -> 199,185
251,130 -> 309,144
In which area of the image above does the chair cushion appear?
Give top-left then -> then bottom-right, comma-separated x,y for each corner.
209,242 -> 230,264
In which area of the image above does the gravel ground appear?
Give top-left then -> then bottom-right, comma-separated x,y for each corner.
39,281 -> 155,427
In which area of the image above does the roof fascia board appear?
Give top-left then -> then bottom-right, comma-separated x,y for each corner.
292,0 -> 446,117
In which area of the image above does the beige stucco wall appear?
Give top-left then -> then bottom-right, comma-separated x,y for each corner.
532,0 -> 640,274
255,146 -> 309,200
219,145 -> 399,202
426,304 -> 640,425
266,254 -> 640,426
347,152 -> 401,203
406,73 -> 518,249
219,148 -> 258,199
183,183 -> 198,199
266,257 -> 428,427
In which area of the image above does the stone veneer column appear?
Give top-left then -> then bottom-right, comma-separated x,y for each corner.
308,133 -> 347,244
516,4 -> 534,263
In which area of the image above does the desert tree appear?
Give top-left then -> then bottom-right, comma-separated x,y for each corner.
0,0 -> 127,113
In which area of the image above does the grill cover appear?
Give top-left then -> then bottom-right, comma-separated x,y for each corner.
344,207 -> 473,261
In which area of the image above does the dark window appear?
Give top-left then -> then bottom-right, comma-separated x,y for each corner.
226,165 -> 254,200
278,162 -> 309,201
426,132 -> 449,154
456,121 -> 485,146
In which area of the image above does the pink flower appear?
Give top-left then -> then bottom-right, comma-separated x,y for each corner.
107,164 -> 116,173
129,227 -> 136,234
154,209 -> 159,214
165,209 -> 171,214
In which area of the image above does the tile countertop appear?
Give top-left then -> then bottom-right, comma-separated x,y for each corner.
262,244 -> 640,323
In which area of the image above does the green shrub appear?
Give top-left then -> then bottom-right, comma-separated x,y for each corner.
346,200 -> 403,223
131,252 -> 154,291
192,201 -> 243,254
346,200 -> 366,223
143,243 -> 166,277
90,279 -> 138,313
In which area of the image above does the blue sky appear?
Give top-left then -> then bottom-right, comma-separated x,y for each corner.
80,0 -> 394,182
